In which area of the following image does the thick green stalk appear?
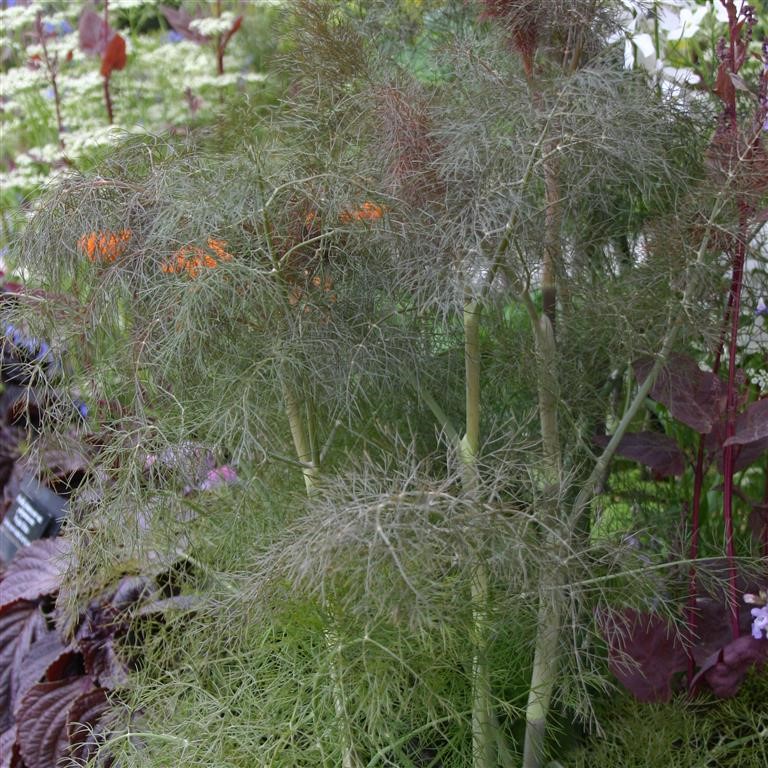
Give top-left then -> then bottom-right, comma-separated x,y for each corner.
522,311 -> 562,768
462,300 -> 497,768
282,383 -> 358,768
282,380 -> 319,495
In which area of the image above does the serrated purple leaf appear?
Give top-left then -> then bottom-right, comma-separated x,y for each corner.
16,675 -> 93,768
635,354 -> 724,433
691,635 -> 768,698
0,725 -> 18,768
67,686 -> 109,762
0,538 -> 71,607
593,431 -> 686,477
19,628 -> 72,699
0,600 -> 45,729
600,608 -> 688,702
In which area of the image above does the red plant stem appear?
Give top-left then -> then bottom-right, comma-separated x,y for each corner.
686,297 -> 731,683
103,78 -> 114,124
216,0 -> 224,76
721,206 -> 748,639
102,0 -> 114,124
763,449 -> 768,558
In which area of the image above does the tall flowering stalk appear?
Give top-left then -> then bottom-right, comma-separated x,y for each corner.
687,0 -> 768,647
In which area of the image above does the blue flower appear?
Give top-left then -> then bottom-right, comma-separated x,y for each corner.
751,606 -> 768,640
167,30 -> 184,44
75,400 -> 88,419
59,19 -> 73,35
757,297 -> 768,317
42,21 -> 56,36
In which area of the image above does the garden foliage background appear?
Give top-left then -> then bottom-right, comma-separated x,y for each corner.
1,1 -> 768,767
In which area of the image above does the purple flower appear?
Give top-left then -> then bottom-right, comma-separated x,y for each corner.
167,30 -> 184,44
42,21 -> 56,36
751,606 -> 768,639
59,19 -> 73,36
75,400 -> 88,419
199,465 -> 238,491
757,297 -> 768,316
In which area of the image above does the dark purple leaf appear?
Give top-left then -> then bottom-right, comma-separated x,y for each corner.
600,608 -> 687,702
691,635 -> 768,698
0,538 -> 70,607
593,431 -> 686,477
0,725 -> 19,768
73,576 -> 152,688
15,675 -> 93,768
732,436 -> 768,471
634,354 -> 724,433
67,686 -> 109,762
19,629 -> 73,698
40,442 -> 91,485
160,5 -> 209,44
709,424 -> 768,472
689,597 -> 736,666
723,399 -> 768,447
78,8 -> 111,56
111,575 -> 153,611
0,601 -> 45,728
749,503 -> 768,548
80,635 -> 128,689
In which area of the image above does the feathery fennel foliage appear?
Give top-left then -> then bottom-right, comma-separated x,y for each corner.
8,1 -> 762,767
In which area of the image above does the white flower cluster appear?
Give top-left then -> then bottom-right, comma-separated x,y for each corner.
747,368 -> 768,393
0,2 -> 43,35
109,0 -> 159,9
189,12 -> 239,38
610,0 -> 730,87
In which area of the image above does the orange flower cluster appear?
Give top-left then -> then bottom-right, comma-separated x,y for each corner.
78,229 -> 132,263
339,201 -> 385,223
161,238 -> 233,278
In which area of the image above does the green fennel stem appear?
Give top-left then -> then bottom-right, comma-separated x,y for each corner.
522,311 -> 562,768
462,299 -> 498,768
282,379 -> 359,768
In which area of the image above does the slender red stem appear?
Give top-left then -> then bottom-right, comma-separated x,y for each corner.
721,235 -> 746,640
686,299 -> 731,682
216,0 -> 224,76
102,0 -> 113,124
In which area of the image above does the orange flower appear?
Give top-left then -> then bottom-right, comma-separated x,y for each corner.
161,238 -> 234,277
207,238 -> 233,262
339,201 -> 385,224
78,228 -> 131,263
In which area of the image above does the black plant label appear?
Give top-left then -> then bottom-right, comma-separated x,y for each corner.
0,478 -> 67,564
